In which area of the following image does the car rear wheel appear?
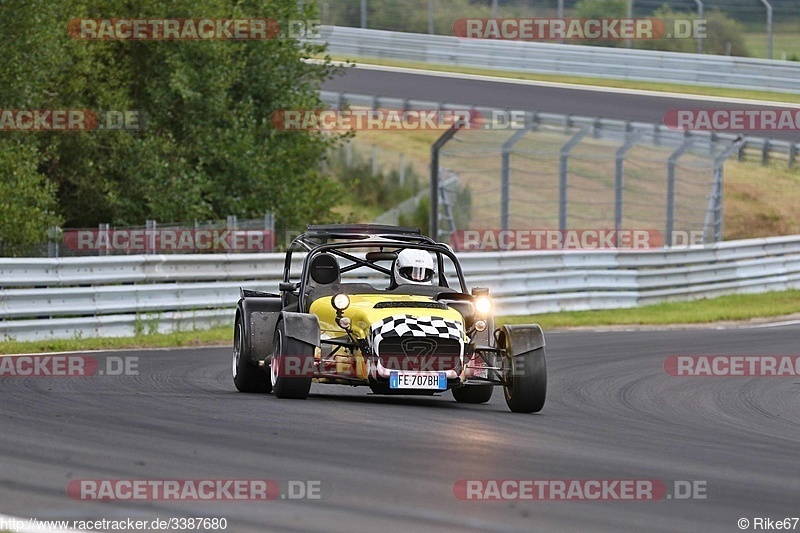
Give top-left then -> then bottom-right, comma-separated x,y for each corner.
270,320 -> 313,399
503,347 -> 546,413
452,384 -> 493,404
232,313 -> 271,393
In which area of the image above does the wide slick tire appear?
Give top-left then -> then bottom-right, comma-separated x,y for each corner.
232,313 -> 271,393
270,320 -> 313,399
452,384 -> 494,404
503,347 -> 547,413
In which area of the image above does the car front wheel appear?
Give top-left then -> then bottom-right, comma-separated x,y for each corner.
270,320 -> 313,399
503,347 -> 546,413
232,313 -> 271,393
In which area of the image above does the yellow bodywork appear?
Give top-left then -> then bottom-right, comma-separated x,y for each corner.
309,293 -> 466,382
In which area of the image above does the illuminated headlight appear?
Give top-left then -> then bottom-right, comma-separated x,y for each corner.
475,296 -> 492,315
337,316 -> 351,329
331,293 -> 350,311
474,319 -> 487,332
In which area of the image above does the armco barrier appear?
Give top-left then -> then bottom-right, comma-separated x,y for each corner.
2,235 -> 800,340
312,26 -> 800,94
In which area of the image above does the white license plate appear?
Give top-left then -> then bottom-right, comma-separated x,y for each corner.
389,372 -> 446,390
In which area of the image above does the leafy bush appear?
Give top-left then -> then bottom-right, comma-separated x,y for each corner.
637,7 -> 750,56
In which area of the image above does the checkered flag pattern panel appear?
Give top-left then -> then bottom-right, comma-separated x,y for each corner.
370,314 -> 464,347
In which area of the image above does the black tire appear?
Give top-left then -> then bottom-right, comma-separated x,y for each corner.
452,384 -> 494,404
270,320 -> 313,399
503,347 -> 547,413
232,312 -> 272,393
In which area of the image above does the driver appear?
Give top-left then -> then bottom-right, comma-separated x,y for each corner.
393,249 -> 436,285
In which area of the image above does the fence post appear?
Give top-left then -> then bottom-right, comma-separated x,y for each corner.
264,212 -> 275,252
501,125 -> 534,231
703,138 -> 744,243
759,0 -> 773,59
99,223 -> 110,256
558,129 -> 589,232
372,144 -> 378,175
399,153 -> 406,187
430,126 -> 461,239
666,138 -> 694,247
615,130 -> 642,245
694,0 -> 704,54
145,219 -> 156,255
47,226 -> 60,258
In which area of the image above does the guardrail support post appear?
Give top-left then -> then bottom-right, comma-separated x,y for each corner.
666,138 -> 694,247
430,126 -> 461,239
558,128 -> 589,232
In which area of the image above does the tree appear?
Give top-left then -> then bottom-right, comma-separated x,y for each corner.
636,7 -> 749,56
0,0 -> 345,255
573,0 -> 628,47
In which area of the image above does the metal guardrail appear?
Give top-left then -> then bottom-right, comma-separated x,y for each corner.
2,235 -> 800,341
319,91 -> 799,169
313,26 -> 800,94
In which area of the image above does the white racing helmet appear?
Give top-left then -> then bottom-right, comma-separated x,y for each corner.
393,249 -> 436,285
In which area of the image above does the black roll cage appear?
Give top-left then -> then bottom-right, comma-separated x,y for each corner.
281,227 -> 469,310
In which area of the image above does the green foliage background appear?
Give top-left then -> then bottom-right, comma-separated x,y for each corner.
0,0 -> 343,256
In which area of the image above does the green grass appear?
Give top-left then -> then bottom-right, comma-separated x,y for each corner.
743,31 -> 800,60
0,326 -> 231,355
2,291 -> 800,354
322,54 -> 800,104
500,290 -> 800,329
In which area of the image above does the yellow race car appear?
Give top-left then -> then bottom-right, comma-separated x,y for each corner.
231,224 -> 546,413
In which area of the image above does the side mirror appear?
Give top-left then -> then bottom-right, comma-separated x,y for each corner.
279,282 -> 298,292
471,287 -> 489,297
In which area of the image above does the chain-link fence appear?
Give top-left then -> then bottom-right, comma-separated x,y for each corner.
433,116 -> 743,248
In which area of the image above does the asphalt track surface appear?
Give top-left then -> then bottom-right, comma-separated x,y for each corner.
321,65 -> 800,142
2,325 -> 799,532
